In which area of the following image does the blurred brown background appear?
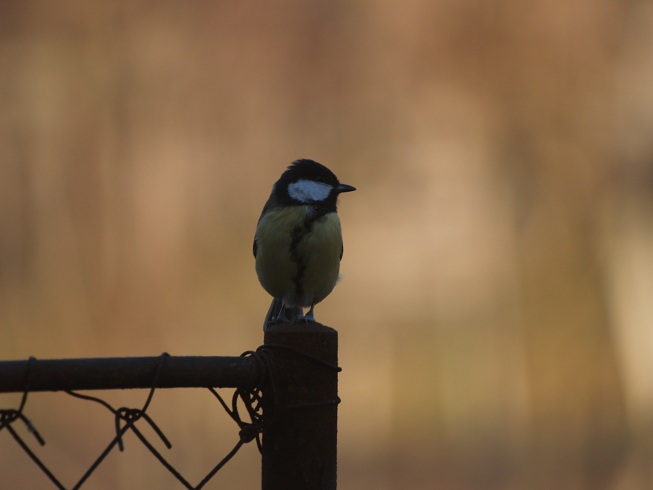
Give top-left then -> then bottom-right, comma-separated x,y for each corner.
1,1 -> 653,489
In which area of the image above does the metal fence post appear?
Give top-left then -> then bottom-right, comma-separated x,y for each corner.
262,321 -> 339,490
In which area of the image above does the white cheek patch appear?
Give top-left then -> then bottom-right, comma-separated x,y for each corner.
288,179 -> 332,202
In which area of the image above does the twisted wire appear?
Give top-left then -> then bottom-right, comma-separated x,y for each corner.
0,357 -> 64,488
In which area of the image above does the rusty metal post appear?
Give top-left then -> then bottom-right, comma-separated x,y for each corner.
262,321 -> 339,490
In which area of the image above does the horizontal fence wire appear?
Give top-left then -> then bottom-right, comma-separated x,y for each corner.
0,355 -> 260,392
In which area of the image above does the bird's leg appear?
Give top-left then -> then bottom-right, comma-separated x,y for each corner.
275,304 -> 287,322
264,299 -> 292,330
292,304 -> 314,324
305,304 -> 315,322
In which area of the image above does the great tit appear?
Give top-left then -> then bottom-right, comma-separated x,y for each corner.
254,159 -> 355,327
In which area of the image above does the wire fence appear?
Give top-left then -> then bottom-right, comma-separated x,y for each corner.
0,323 -> 340,489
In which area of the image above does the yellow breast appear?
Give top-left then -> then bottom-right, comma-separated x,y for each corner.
255,206 -> 343,307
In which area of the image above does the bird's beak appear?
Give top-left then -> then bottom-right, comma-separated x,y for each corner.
336,183 -> 356,193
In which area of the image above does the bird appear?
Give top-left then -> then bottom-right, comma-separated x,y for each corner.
254,159 -> 355,328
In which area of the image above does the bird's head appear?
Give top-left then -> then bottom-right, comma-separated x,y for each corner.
274,159 -> 356,208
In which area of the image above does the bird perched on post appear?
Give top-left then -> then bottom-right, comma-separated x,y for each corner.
254,159 -> 356,328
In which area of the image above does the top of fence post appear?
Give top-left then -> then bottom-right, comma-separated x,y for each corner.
261,321 -> 339,490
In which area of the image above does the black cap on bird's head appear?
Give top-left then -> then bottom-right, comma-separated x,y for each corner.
274,159 -> 356,208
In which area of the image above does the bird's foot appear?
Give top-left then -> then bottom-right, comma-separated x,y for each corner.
264,302 -> 306,330
264,316 -> 290,329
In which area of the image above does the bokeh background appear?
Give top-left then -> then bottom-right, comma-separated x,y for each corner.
2,1 -> 653,489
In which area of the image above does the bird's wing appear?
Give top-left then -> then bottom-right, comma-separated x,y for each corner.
254,196 -> 277,258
